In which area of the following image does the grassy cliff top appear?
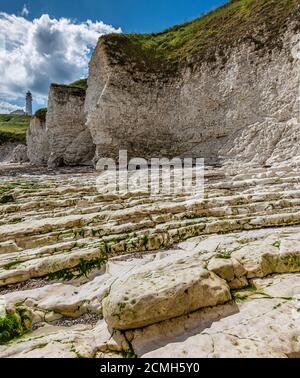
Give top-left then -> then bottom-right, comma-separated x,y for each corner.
0,114 -> 30,145
103,0 -> 299,74
66,79 -> 87,90
34,108 -> 47,122
51,79 -> 87,93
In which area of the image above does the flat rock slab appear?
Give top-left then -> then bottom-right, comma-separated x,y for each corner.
0,320 -> 127,358
180,227 -> 300,281
103,226 -> 300,331
1,273 -> 300,358
128,273 -> 300,358
103,253 -> 231,330
1,254 -> 157,324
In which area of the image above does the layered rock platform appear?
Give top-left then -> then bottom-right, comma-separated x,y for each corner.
1,163 -> 300,357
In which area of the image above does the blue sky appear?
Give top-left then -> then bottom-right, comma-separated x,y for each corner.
1,0 -> 228,33
0,0 -> 228,113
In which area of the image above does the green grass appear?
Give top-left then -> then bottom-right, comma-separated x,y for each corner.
56,79 -> 87,92
0,114 -> 30,144
34,108 -> 47,122
67,79 -> 87,90
0,115 -> 29,123
103,0 -> 298,75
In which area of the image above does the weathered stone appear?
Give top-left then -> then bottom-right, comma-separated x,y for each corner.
129,273 -> 300,358
26,116 -> 49,166
86,15 -> 300,167
103,253 -> 231,330
46,84 -> 95,167
44,311 -> 63,323
0,321 -> 128,358
0,143 -> 19,164
27,85 -> 95,168
9,145 -> 29,163
207,257 -> 248,289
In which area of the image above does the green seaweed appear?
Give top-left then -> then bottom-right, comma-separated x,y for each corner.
216,251 -> 232,260
31,343 -> 48,350
9,218 -> 23,224
232,293 -> 249,303
0,195 -> 15,204
47,250 -> 109,281
71,346 -> 86,358
3,260 -> 21,270
0,306 -> 31,345
0,314 -> 23,344
273,241 -> 281,249
122,350 -> 137,359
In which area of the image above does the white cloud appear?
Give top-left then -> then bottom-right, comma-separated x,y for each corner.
0,12 -> 121,113
0,101 -> 23,114
21,4 -> 29,17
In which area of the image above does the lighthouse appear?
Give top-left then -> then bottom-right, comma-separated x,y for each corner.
25,91 -> 32,116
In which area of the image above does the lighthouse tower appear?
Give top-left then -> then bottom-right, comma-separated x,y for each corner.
25,91 -> 32,116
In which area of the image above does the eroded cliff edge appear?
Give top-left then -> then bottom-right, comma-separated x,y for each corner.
86,0 -> 300,166
27,83 -> 95,168
47,84 -> 95,168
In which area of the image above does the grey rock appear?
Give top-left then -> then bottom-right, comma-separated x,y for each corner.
46,84 -> 95,168
26,116 -> 49,166
10,144 -> 29,163
26,85 -> 95,168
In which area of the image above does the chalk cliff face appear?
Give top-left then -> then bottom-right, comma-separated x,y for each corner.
85,0 -> 300,166
47,84 -> 95,168
27,84 -> 95,168
27,116 -> 49,166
